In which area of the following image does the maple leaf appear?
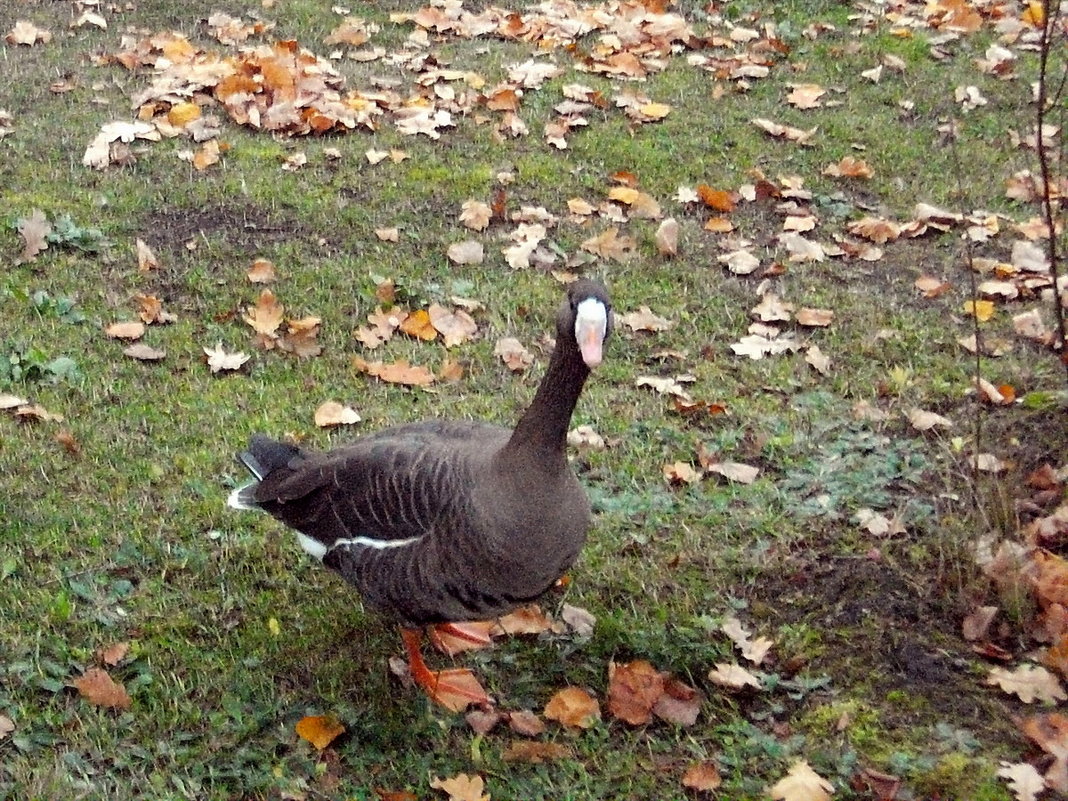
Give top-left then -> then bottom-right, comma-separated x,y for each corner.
503,223 -> 547,269
682,762 -> 722,792
721,617 -> 774,665
543,687 -> 600,729
847,217 -> 900,244
988,664 -> 1067,704
501,740 -> 572,763
768,761 -> 834,801
204,343 -> 250,373
429,304 -> 478,347
619,306 -> 674,332
996,761 -> 1046,801
708,663 -> 761,691
74,667 -> 132,710
430,773 -> 489,801
296,714 -> 345,750
314,401 -> 361,428
493,337 -> 533,372
243,289 -> 285,337
16,209 -> 51,264
6,20 -> 52,46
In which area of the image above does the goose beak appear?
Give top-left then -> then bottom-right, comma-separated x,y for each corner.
575,298 -> 607,368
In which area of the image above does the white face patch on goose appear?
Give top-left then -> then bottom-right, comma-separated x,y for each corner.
574,297 -> 608,368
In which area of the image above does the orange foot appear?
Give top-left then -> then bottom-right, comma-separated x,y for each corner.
401,628 -> 493,712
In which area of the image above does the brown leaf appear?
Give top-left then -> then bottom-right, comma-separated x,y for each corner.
751,118 -> 818,145
696,184 -> 736,212
243,289 -> 284,336
353,357 -> 435,387
247,258 -> 277,283
795,308 -> 834,327
491,604 -> 553,636
915,275 -> 952,298
1019,713 -> 1068,793
652,676 -> 702,726
663,461 -> 701,485
191,139 -> 221,171
296,714 -> 345,750
721,617 -> 774,665
580,227 -> 636,262
804,345 -> 831,376
430,773 -> 489,801
6,20 -> 52,46
429,304 -> 478,347
560,604 -> 596,637
465,708 -> 502,735
99,642 -> 130,667
822,156 -> 874,179
502,741 -> 573,763
543,687 -> 600,729
438,357 -> 465,382
54,429 -> 81,455
16,209 -> 51,264
987,664 -> 1067,703
704,461 -> 760,485
460,200 -> 492,231
0,714 -> 13,740
278,316 -> 323,358
74,667 -> 131,710
607,660 -> 665,726
906,408 -> 953,431
618,306 -> 673,332
105,321 -> 146,340
655,218 -> 679,256
508,709 -> 547,737
682,761 -> 722,792
447,240 -> 485,265
375,790 -> 419,801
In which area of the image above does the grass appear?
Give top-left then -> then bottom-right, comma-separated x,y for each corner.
1,0 -> 1065,799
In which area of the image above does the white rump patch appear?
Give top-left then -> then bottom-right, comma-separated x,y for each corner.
574,297 -> 608,367
227,484 -> 258,510
329,535 -> 422,554
297,533 -> 329,560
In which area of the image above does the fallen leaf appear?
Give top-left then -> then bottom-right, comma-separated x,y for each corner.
493,337 -> 533,372
460,200 -> 492,231
54,429 -> 80,455
652,676 -> 702,726
805,345 -> 831,375
561,604 -> 596,637
314,401 -> 361,428
607,660 -> 665,726
123,343 -> 166,361
915,275 -> 952,298
447,240 -> 485,265
191,139 -> 221,171
16,209 -> 51,264
296,714 -> 345,750
543,687 -> 600,729
704,461 -> 759,485
988,665 -> 1067,704
795,308 -> 834,327
491,604 -> 553,636
243,289 -> 285,336
501,741 -> 573,763
682,761 -> 722,792
855,508 -> 907,537
619,306 -> 673,332
429,304 -> 478,347
786,83 -> 826,109
636,375 -> 694,402
105,321 -> 146,341
655,218 -> 679,256
508,709 -> 547,737
707,663 -> 761,690
134,239 -> 160,272
964,299 -> 996,322
768,761 -> 834,801
400,309 -> 437,341
0,714 -> 13,740
752,294 -> 793,323
6,20 -> 52,46
353,358 -> 435,387
1019,713 -> 1068,792
375,227 -> 400,242
465,708 -> 502,735
721,617 -> 774,665
204,343 -> 250,373
99,642 -> 130,667
430,773 -> 489,801
751,118 -> 818,145
822,156 -> 873,179
581,227 -> 636,262
664,461 -> 701,485
906,408 -> 953,431
696,185 -> 736,212
247,258 -> 277,283
73,667 -> 131,710
718,249 -> 761,275
998,762 -> 1046,801
278,316 -> 323,359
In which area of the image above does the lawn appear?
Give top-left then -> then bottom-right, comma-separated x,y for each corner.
1,0 -> 1066,799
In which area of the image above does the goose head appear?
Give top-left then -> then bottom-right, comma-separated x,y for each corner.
561,279 -> 612,369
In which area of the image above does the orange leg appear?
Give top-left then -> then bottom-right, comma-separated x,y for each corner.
400,628 -> 493,712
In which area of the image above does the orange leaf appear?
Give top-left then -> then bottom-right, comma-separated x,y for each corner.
74,667 -> 132,710
243,289 -> 284,336
99,642 -> 131,667
696,184 -> 736,212
607,660 -> 665,726
543,687 -> 600,729
295,714 -> 345,750
247,258 -> 277,283
353,357 -> 436,387
399,309 -> 437,341
963,299 -> 995,322
490,604 -> 553,636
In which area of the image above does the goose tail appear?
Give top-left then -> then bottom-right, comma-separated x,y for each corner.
227,435 -> 302,510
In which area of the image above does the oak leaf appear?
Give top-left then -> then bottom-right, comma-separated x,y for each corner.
543,687 -> 600,729
988,664 -> 1067,704
16,209 -> 51,264
768,761 -> 834,801
997,761 -> 1046,801
581,227 -> 635,262
619,306 -> 673,332
721,617 -> 774,665
74,667 -> 131,710
296,714 -> 345,750
707,663 -> 761,690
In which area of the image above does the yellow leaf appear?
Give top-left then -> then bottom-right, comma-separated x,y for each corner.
963,299 -> 995,322
268,617 -> 280,636
769,761 -> 834,801
295,714 -> 346,750
543,687 -> 601,729
399,309 -> 437,341
167,102 -> 201,127
638,102 -> 671,120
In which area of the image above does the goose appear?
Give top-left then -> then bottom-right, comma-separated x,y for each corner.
228,279 -> 612,710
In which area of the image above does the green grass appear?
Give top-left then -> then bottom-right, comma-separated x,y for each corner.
1,0 -> 1065,798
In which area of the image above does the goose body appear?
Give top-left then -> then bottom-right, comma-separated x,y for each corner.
228,279 -> 612,708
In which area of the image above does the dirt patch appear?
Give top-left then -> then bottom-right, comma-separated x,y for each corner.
140,202 -> 314,256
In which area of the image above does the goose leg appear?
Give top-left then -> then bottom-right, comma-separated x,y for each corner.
400,628 -> 493,712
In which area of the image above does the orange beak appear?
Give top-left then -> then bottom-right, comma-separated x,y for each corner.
577,320 -> 604,368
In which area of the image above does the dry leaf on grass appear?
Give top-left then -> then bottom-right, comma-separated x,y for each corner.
0,714 -> 13,740
607,660 -> 665,726
105,321 -> 146,341
460,200 -> 492,231
6,20 -> 53,46
795,308 -> 834,327
430,773 -> 489,801
243,289 -> 284,337
99,642 -> 130,667
906,408 -> 953,431
768,761 -> 834,801
123,343 -> 166,361
721,617 -> 774,665
74,667 -> 131,710
962,606 -> 999,642
704,461 -> 760,485
618,307 -> 673,332
247,258 -> 277,283
314,401 -> 361,428
16,209 -> 50,264
508,709 -> 546,737
543,687 -> 600,729
400,309 -> 437,341
429,304 -> 478,347
491,604 -> 554,636
855,508 -> 907,537
655,218 -> 679,256
501,741 -> 573,763
448,240 -> 485,265
135,239 -> 160,272
1019,713 -> 1068,793
494,338 -> 533,372
664,461 -> 701,485
466,709 -> 502,735
805,345 -> 831,375
683,761 -> 722,791
988,664 -> 1067,704
204,343 -> 250,373
997,761 -> 1046,801
718,249 -> 761,275
561,604 -> 596,637
295,714 -> 345,750
707,663 -> 761,691
353,358 -> 435,387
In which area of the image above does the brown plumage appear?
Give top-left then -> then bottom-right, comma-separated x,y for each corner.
228,279 -> 612,708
